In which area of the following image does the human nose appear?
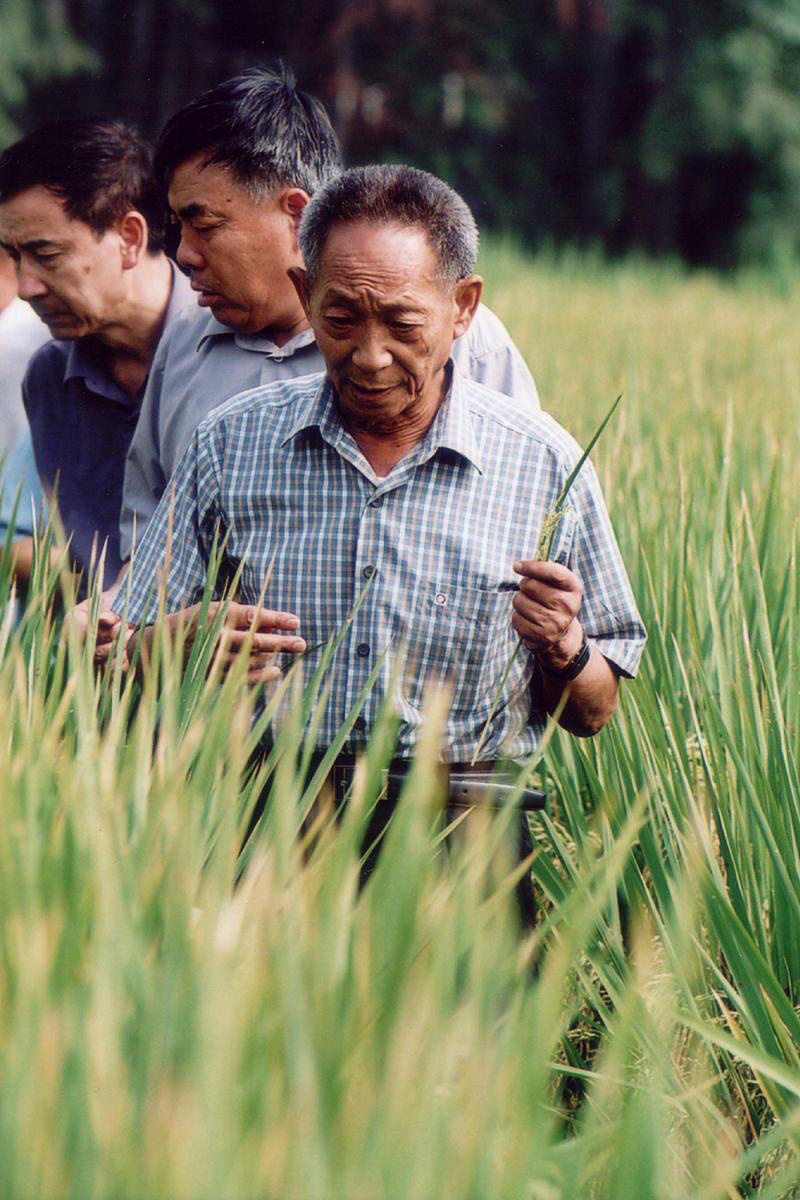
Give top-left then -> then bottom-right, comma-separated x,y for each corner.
16,258 -> 48,302
350,328 -> 393,373
176,230 -> 206,272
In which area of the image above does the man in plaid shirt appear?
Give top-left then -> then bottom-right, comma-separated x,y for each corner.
114,165 -> 645,761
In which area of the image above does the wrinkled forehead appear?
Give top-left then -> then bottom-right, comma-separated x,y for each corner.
313,219 -> 447,296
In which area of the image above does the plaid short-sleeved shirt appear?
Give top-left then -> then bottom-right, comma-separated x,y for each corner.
118,369 -> 646,760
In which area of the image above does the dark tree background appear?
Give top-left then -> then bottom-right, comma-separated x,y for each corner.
3,0 -> 800,268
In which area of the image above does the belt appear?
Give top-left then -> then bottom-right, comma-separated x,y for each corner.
326,756 -> 546,812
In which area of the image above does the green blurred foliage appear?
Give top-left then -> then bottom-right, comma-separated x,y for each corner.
0,0 -> 92,143
3,0 -> 800,267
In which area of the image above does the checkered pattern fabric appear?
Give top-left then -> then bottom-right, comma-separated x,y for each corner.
118,369 -> 646,760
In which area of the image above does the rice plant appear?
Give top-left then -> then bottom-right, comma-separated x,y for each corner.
1,243 -> 799,1198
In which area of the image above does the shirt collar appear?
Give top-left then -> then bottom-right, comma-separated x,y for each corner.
422,363 -> 483,473
280,362 -> 484,474
63,260 -> 194,409
196,314 -> 317,359
63,337 -> 129,406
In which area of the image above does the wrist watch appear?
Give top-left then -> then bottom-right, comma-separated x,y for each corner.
539,631 -> 590,680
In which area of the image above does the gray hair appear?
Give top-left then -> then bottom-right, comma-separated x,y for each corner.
299,164 -> 479,286
155,67 -> 343,199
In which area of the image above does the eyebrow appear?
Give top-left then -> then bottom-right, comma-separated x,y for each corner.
174,202 -> 223,221
0,237 -> 67,253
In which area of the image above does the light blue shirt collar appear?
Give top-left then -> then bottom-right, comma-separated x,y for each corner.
196,313 -> 317,359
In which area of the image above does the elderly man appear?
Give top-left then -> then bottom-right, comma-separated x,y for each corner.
0,120 -> 192,590
118,67 -> 539,569
114,166 -> 645,770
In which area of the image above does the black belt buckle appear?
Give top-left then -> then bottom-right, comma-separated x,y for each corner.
332,762 -> 358,802
331,762 -> 400,802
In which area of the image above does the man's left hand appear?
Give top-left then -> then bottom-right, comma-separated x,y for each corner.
512,557 -> 619,736
511,558 -> 584,669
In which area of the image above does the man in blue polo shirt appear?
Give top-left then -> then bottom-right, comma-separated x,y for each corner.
0,120 -> 192,592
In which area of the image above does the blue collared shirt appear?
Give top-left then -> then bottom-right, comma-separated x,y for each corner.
119,302 -> 540,560
117,369 -> 645,761
22,263 -> 193,588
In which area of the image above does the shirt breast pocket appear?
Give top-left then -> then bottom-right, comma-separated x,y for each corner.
406,583 -> 518,718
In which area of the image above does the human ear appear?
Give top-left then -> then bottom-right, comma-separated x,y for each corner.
118,211 -> 148,269
280,188 -> 310,251
452,275 -> 483,337
288,266 -> 312,318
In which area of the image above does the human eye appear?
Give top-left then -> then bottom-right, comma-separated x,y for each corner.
191,219 -> 223,235
324,311 -> 354,331
390,318 -> 421,338
175,212 -> 221,236
34,249 -> 61,264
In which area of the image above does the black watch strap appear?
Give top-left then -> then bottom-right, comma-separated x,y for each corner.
539,631 -> 591,680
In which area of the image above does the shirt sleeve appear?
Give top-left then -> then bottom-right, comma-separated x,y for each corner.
451,304 -> 540,411
559,457 -> 646,678
113,421 -> 222,627
119,335 -> 169,562
468,342 -> 540,412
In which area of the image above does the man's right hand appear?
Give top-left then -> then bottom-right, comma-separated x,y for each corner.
132,600 -> 307,684
206,601 -> 306,683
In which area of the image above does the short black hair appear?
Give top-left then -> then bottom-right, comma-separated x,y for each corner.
300,164 -> 479,286
155,65 -> 343,197
0,119 -> 166,252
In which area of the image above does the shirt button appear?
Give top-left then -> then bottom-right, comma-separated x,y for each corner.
353,716 -> 367,732
356,642 -> 370,657
434,592 -> 448,607
362,564 -> 376,579
370,496 -> 383,507
272,353 -> 284,362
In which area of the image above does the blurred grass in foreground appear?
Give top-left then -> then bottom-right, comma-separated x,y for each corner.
1,244 -> 800,1198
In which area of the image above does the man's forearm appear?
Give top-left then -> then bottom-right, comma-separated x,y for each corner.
1,536 -> 61,586
536,621 -> 620,737
3,537 -> 36,584
123,602 -> 306,685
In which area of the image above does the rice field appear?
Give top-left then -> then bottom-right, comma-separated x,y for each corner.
1,244 -> 799,1199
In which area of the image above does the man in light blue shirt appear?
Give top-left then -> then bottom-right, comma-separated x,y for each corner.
0,433 -> 44,625
115,165 -> 644,759
0,433 -> 43,548
0,248 -> 48,615
120,68 -> 538,564
0,247 -> 49,459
